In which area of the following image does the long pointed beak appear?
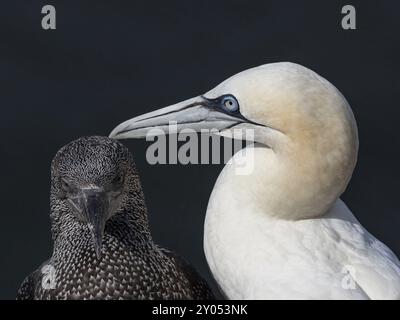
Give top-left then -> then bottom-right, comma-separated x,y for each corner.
109,96 -> 247,139
71,188 -> 110,259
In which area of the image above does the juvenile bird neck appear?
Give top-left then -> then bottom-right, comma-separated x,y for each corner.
49,193 -> 152,252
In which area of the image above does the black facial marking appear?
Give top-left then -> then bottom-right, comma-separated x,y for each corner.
201,94 -> 266,128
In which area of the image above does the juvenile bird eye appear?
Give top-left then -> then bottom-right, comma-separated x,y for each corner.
60,178 -> 74,194
112,175 -> 124,186
221,95 -> 239,112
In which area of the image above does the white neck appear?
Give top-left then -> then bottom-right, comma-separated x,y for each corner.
203,143 -> 355,298
208,133 -> 356,223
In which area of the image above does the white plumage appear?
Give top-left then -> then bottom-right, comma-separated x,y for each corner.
110,62 -> 400,299
205,148 -> 400,299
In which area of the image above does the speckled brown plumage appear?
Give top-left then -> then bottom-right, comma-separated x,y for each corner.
16,136 -> 214,300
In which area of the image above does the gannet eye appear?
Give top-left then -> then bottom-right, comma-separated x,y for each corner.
112,174 -> 124,187
220,95 -> 239,113
60,178 -> 75,195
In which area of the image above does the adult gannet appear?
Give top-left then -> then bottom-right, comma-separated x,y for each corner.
109,62 -> 400,299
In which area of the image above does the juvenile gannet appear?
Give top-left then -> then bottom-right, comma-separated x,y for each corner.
109,63 -> 400,299
17,136 -> 214,300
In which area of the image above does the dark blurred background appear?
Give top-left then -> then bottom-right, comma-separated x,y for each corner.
0,0 -> 399,299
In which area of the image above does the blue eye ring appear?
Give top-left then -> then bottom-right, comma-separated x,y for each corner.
220,95 -> 239,113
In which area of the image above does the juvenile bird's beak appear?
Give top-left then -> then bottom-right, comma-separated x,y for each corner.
109,96 -> 248,139
71,188 -> 111,259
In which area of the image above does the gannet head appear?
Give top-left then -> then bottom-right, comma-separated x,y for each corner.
110,62 -> 358,218
50,136 -> 150,258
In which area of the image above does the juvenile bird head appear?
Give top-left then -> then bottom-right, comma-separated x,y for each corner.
50,136 -> 148,258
